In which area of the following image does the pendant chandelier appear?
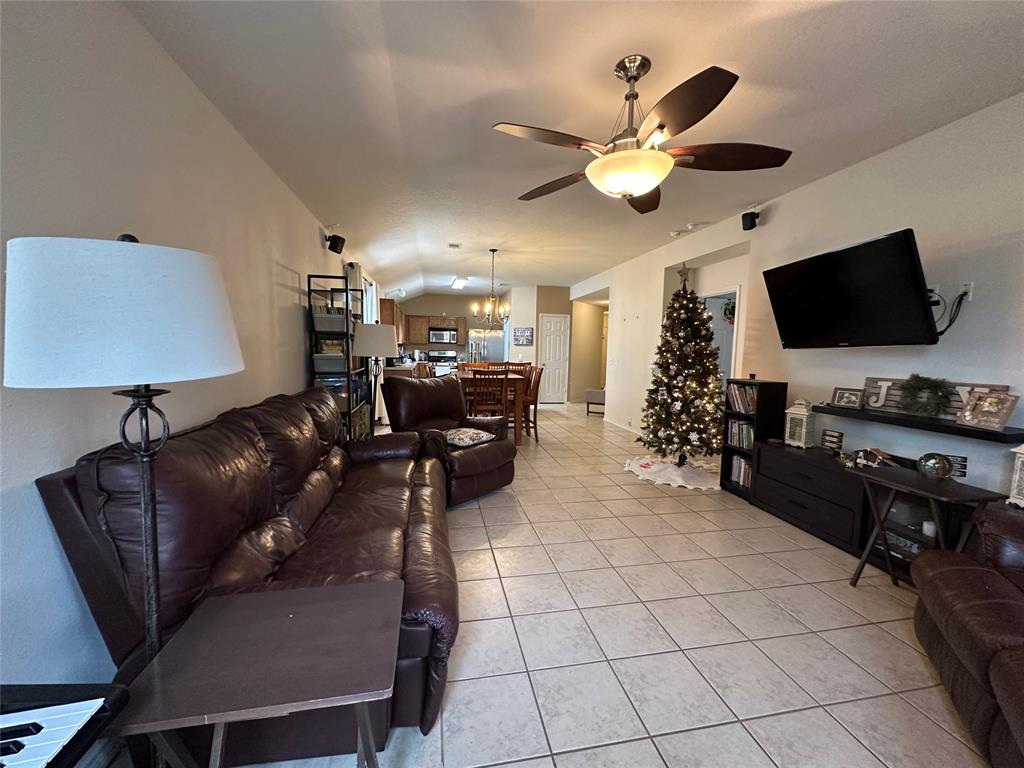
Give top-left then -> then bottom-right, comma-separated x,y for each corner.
472,248 -> 509,328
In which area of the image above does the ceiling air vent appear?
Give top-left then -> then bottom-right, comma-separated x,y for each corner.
447,242 -> 462,250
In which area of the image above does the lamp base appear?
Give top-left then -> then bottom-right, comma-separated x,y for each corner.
114,384 -> 171,661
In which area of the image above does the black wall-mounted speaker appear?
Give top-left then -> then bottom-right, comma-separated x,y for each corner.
741,211 -> 760,231
325,234 -> 346,254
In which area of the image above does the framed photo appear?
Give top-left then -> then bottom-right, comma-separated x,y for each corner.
831,387 -> 864,409
956,389 -> 1019,432
512,327 -> 534,346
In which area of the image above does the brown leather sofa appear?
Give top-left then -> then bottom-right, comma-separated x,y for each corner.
911,502 -> 1024,767
36,387 -> 458,766
382,374 -> 516,505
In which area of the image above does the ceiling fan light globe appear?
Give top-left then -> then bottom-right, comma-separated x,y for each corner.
585,149 -> 674,199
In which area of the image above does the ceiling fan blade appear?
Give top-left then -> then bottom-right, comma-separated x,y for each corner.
638,66 -> 739,143
518,171 -> 587,201
668,143 -> 792,171
494,123 -> 606,154
627,186 -> 661,214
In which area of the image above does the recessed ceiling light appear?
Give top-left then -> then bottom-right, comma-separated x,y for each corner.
451,277 -> 469,290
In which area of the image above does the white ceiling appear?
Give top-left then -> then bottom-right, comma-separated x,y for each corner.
127,1 -> 1024,297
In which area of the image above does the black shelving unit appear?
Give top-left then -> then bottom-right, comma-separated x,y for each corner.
811,404 -> 1024,443
306,274 -> 371,440
721,378 -> 788,499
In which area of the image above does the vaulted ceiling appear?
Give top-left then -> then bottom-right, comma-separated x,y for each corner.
127,1 -> 1024,297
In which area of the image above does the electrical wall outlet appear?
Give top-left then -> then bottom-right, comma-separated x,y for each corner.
958,282 -> 974,301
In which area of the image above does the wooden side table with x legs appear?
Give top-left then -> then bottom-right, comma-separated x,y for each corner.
848,464 -> 1006,587
107,581 -> 404,768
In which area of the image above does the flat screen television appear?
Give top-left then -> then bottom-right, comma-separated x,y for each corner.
763,229 -> 938,348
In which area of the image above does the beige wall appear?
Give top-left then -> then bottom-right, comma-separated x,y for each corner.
569,302 -> 605,402
507,286 -> 537,362
572,93 -> 1024,492
0,2 -> 339,681
536,285 -> 572,320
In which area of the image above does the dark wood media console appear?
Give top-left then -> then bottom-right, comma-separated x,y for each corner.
752,444 -> 866,551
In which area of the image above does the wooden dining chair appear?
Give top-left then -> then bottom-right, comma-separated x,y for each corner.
467,367 -> 509,418
506,362 -> 532,378
524,366 -> 544,441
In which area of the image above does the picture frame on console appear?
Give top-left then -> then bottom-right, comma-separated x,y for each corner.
957,389 -> 1019,432
831,387 -> 864,409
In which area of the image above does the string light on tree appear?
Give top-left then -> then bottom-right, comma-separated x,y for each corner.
638,274 -> 724,466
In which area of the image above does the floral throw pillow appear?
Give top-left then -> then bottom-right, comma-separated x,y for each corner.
444,427 -> 496,448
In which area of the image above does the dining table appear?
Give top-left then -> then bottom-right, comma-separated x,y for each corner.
457,370 -> 527,446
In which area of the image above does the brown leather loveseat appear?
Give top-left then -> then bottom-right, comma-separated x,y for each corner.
37,387 -> 458,766
911,502 -> 1024,767
382,374 -> 516,505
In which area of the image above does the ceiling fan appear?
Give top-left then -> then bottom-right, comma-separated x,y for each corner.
493,55 -> 792,214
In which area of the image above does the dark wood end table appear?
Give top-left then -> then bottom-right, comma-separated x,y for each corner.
848,465 -> 1006,587
108,581 -> 404,768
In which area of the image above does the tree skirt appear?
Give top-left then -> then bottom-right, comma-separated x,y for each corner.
624,456 -> 721,490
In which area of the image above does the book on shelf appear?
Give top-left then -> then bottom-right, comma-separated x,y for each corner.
726,382 -> 759,414
727,419 -> 754,450
729,455 -> 752,487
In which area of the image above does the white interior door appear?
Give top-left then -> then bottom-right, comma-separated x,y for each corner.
538,313 -> 570,403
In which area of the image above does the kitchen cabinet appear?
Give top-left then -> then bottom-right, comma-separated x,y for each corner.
378,298 -> 406,344
456,317 -> 468,345
428,315 -> 458,329
405,315 -> 430,345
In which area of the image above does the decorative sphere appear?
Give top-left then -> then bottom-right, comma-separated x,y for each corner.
917,452 -> 953,478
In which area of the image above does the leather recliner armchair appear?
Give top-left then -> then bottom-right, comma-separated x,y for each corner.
382,374 -> 516,505
911,502 -> 1024,767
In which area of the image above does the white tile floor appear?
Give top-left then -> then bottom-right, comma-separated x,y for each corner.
260,404 -> 983,768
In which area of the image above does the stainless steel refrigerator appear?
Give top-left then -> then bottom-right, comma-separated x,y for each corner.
467,328 -> 507,363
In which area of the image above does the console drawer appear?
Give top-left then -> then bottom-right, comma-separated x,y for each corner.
758,448 -> 861,507
755,475 -> 858,546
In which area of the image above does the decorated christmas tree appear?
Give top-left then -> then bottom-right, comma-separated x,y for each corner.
638,279 -> 724,465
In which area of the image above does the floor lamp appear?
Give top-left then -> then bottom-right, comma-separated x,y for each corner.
3,236 -> 244,661
351,322 -> 398,437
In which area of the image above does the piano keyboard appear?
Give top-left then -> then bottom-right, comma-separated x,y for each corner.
0,699 -> 104,768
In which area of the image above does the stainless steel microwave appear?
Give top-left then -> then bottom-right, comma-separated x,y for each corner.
428,328 -> 458,344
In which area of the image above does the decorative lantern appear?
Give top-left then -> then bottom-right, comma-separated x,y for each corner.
1010,444 -> 1024,509
784,399 -> 815,449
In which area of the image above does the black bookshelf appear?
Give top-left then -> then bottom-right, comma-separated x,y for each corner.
306,274 -> 370,440
721,378 -> 788,499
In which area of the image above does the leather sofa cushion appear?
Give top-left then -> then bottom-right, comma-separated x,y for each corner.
75,415 -> 275,627
447,439 -> 517,478
208,516 -> 306,589
294,387 -> 343,452
281,467 -> 337,534
913,550 -> 1024,690
275,521 -> 405,583
232,396 -> 321,501
274,483 -> 412,582
345,432 -> 421,463
344,460 -> 416,493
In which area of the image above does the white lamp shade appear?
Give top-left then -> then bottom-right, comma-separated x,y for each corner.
4,237 -> 244,388
585,149 -> 674,198
351,323 -> 399,358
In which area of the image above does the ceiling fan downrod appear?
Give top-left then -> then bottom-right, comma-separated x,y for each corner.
613,54 -> 651,148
